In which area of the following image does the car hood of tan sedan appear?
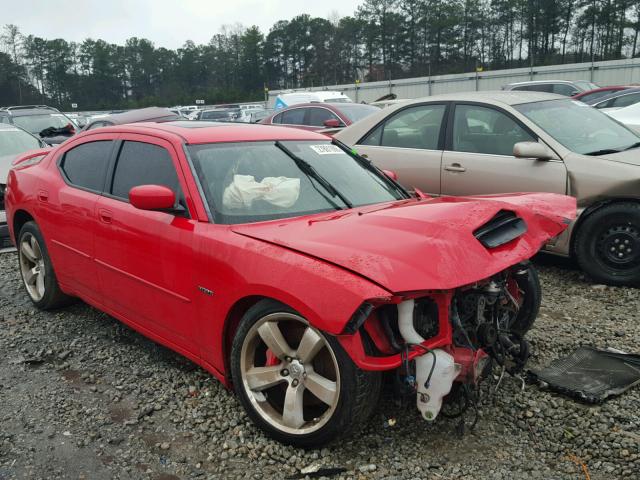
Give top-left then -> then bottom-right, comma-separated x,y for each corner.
599,148 -> 640,167
231,193 -> 576,293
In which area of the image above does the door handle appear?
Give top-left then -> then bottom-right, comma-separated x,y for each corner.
98,208 -> 113,224
37,190 -> 48,202
444,163 -> 467,172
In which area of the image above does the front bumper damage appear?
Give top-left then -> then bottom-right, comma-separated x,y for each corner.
337,266 -> 534,422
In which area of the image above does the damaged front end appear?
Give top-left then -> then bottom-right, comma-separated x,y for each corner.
338,262 -> 538,422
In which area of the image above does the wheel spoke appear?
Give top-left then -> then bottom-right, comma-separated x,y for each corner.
30,236 -> 42,260
305,372 -> 337,406
296,327 -> 324,363
257,322 -> 293,360
36,271 -> 45,297
282,384 -> 305,429
21,242 -> 37,263
245,365 -> 286,392
24,267 -> 37,286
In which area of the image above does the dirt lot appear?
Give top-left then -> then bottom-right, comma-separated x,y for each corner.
0,252 -> 638,480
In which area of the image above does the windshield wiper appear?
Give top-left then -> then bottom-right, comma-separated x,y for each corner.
624,141 -> 640,151
585,148 -> 622,156
275,141 -> 353,209
332,138 -> 410,198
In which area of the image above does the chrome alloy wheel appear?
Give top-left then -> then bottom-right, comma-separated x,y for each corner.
240,312 -> 340,435
19,232 -> 46,301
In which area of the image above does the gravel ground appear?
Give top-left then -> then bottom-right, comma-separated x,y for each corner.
0,251 -> 638,480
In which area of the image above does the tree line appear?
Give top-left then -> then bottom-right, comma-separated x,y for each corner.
1,0 -> 640,110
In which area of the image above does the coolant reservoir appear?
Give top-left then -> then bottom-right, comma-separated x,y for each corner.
415,349 -> 459,421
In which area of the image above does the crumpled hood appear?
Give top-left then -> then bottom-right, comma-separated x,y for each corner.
232,193 -> 576,292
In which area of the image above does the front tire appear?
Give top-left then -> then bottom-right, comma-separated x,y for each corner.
230,299 -> 381,447
18,221 -> 73,309
574,202 -> 640,286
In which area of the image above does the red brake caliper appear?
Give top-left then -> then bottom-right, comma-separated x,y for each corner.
265,349 -> 279,366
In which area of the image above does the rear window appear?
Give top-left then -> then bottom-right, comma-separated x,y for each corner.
60,141 -> 113,192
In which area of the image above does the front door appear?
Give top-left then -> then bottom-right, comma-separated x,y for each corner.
93,136 -> 197,353
354,103 -> 447,195
441,104 -> 567,196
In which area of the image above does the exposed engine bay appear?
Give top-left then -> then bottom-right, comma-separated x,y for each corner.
341,262 -> 538,424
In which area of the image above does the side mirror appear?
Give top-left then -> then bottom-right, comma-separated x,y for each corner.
129,185 -> 176,211
513,141 -> 552,161
382,169 -> 398,181
569,90 -> 580,97
323,118 -> 342,128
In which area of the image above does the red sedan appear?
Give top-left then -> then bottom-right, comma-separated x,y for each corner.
260,102 -> 380,132
5,122 -> 574,446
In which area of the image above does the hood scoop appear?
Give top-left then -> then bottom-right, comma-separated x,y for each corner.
473,210 -> 527,248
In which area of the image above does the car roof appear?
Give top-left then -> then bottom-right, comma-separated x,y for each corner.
506,80 -> 579,86
399,90 -> 565,106
0,106 -> 62,117
84,121 -> 332,144
96,107 -> 180,125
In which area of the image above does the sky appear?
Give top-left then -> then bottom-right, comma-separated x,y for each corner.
3,0 -> 363,48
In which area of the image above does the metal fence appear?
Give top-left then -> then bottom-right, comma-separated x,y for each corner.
268,58 -> 640,106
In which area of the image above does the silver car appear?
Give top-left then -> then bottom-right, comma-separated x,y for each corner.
335,91 -> 640,286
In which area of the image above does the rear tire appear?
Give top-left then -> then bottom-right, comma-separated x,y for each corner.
230,299 -> 381,447
574,202 -> 640,286
18,221 -> 73,309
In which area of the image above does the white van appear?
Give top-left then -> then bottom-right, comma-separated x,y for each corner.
272,91 -> 353,109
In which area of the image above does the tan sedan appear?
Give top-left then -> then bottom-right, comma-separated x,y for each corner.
335,91 -> 640,286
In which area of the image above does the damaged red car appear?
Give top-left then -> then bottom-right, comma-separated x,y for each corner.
5,122 -> 575,447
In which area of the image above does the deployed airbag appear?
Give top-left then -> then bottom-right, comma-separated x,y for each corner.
529,346 -> 640,403
223,174 -> 300,209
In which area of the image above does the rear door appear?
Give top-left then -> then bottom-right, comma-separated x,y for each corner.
45,136 -> 115,300
353,103 -> 448,194
440,103 -> 567,196
93,134 -> 198,352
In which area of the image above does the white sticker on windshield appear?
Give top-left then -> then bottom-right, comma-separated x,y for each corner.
309,144 -> 343,155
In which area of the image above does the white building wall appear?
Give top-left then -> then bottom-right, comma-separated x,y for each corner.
268,58 -> 640,107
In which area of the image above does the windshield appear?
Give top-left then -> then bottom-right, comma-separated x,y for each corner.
188,140 -> 407,224
515,99 -> 640,155
13,113 -> 73,135
336,104 -> 380,123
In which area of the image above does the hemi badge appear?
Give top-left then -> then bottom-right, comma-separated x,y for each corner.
198,286 -> 214,296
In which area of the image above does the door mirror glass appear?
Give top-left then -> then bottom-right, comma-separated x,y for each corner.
382,169 -> 398,181
129,185 -> 176,211
513,141 -> 552,160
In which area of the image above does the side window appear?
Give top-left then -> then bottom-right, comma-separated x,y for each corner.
553,84 -> 578,96
360,124 -> 383,146
611,92 -> 640,108
452,105 -> 535,156
279,108 -> 306,125
110,141 -> 180,201
60,140 -> 113,191
376,104 -> 446,149
271,113 -> 283,124
307,108 -> 340,127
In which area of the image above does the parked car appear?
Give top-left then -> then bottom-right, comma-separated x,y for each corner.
335,91 -> 640,285
5,121 -> 572,446
273,91 -> 352,109
248,109 -> 273,123
502,80 -> 598,96
0,105 -> 77,145
82,107 -> 181,130
588,88 -> 640,112
606,101 -> 640,133
0,123 -> 47,249
573,85 -> 634,103
195,108 -> 240,122
261,103 -> 380,132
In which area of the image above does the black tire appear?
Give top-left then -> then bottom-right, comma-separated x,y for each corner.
230,299 -> 381,447
510,263 -> 541,336
17,221 -> 73,309
574,202 -> 640,286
